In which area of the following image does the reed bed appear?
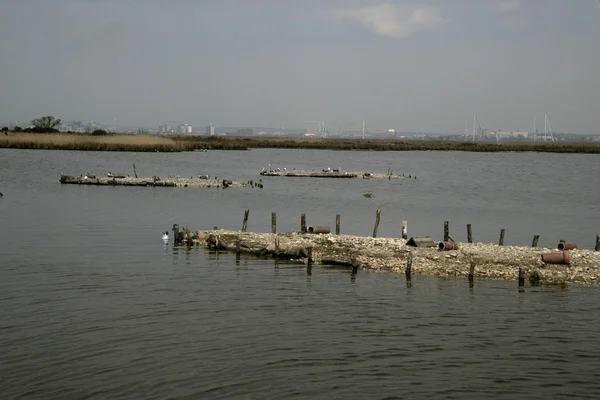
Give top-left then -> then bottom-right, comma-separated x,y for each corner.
2,132 -> 599,153
0,133 -> 196,152
184,136 -> 600,153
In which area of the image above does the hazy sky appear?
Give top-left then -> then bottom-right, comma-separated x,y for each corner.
1,0 -> 599,133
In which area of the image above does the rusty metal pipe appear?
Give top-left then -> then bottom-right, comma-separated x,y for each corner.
541,251 -> 570,265
557,242 -> 577,251
308,226 -> 331,234
438,241 -> 459,251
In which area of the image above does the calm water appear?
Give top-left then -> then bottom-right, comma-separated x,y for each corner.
1,148 -> 600,399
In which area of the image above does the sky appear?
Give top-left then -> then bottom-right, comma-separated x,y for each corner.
0,0 -> 599,133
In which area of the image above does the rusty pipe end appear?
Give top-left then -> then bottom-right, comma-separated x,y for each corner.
557,242 -> 577,251
541,250 -> 570,265
438,241 -> 459,251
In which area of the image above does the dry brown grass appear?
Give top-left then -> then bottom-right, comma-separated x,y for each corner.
0,133 -> 194,152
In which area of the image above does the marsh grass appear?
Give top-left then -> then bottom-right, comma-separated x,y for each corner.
185,136 -> 600,153
1,132 -> 599,153
0,133 -> 194,152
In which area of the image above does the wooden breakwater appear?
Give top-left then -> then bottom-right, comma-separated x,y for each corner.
60,175 -> 251,188
178,228 -> 600,286
260,168 -> 408,179
171,210 -> 600,286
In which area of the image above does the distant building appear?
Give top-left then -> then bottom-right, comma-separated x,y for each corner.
186,125 -> 192,134
158,124 -> 169,134
206,123 -> 215,136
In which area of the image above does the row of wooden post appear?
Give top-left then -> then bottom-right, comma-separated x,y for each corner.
447,220 -> 600,250
241,209 -> 599,250
403,253 -> 527,290
243,208 -> 409,239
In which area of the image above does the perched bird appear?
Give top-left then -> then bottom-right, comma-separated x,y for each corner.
363,193 -> 372,198
162,231 -> 169,241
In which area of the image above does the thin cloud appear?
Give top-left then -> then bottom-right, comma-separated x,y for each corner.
497,1 -> 520,13
330,3 -> 446,38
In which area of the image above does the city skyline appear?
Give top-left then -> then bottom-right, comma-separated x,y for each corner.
1,1 -> 599,134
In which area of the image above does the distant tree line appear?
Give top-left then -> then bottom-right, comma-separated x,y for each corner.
1,116 -> 61,133
1,116 -> 109,135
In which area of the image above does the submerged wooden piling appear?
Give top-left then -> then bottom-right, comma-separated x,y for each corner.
351,258 -> 358,275
336,214 -> 340,235
518,268 -> 525,288
499,229 -> 505,246
242,209 -> 249,232
467,224 -> 472,243
468,262 -> 475,287
307,246 -> 313,266
444,221 -> 449,242
373,209 -> 381,238
532,235 -> 540,247
596,234 -> 600,251
301,214 -> 306,234
402,220 -> 408,240
271,212 -> 276,234
132,163 -> 138,178
405,252 -> 413,281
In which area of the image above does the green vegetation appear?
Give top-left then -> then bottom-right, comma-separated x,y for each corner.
1,132 -> 599,153
30,116 -> 61,133
181,136 -> 600,154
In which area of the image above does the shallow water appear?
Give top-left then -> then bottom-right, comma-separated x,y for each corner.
1,148 -> 600,399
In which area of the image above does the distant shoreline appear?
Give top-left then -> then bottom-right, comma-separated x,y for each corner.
1,132 -> 599,154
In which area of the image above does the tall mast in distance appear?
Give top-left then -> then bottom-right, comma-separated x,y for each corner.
362,119 -> 366,139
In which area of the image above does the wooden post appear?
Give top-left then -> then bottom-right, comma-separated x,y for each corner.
402,220 -> 408,240
372,208 -> 381,238
444,221 -> 449,242
336,214 -> 340,235
351,258 -> 358,275
467,224 -> 472,243
235,240 -> 241,264
307,246 -> 313,266
468,262 -> 475,287
405,252 -> 413,281
499,229 -> 505,246
532,235 -> 540,247
518,268 -> 525,288
241,208 -> 249,232
301,213 -> 306,234
132,162 -> 138,178
596,234 -> 600,251
271,212 -> 276,234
